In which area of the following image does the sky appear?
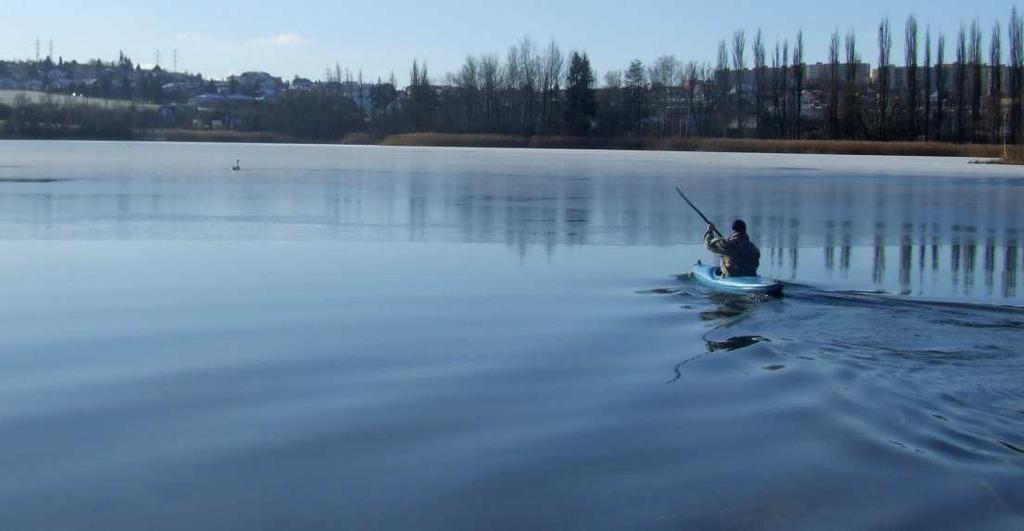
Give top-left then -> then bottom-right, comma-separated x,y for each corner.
0,0 -> 1013,83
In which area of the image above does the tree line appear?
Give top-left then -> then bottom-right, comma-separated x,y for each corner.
386,8 -> 1023,145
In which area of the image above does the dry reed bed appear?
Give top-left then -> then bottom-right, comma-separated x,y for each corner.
378,132 -> 1002,158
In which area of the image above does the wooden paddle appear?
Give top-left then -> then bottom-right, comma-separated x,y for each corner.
675,187 -> 723,238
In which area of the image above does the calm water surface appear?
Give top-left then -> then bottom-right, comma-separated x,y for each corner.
0,141 -> 1021,529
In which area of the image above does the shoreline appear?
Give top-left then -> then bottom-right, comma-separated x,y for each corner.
374,133 -> 1005,159
0,129 -> 1012,160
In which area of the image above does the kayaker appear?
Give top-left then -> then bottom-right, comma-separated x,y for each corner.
704,219 -> 761,277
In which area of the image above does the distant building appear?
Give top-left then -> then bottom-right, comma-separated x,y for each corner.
806,62 -> 871,86
229,71 -> 284,99
339,81 -> 372,112
290,77 -> 314,91
873,64 -> 1010,96
214,81 -> 232,96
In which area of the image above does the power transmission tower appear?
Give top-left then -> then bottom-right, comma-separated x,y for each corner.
48,39 -> 53,60
155,49 -> 162,68
34,37 -> 40,61
173,49 -> 178,72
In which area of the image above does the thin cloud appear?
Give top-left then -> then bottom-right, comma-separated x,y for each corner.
251,33 -> 312,46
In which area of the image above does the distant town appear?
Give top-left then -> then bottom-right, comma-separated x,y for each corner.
0,9 -> 1021,157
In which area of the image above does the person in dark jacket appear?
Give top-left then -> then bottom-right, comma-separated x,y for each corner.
704,219 -> 761,277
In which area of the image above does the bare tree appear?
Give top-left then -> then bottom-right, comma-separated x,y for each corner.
969,21 -> 983,142
679,61 -> 704,137
991,22 -> 1003,144
905,15 -> 919,140
715,41 -> 730,136
754,30 -> 767,137
732,30 -> 747,136
455,55 -> 480,131
828,30 -> 840,139
844,31 -> 860,138
604,70 -> 623,88
649,55 -> 680,136
601,70 -> 625,136
771,40 -> 783,138
649,56 -> 680,89
516,36 -> 540,135
783,39 -> 789,137
792,30 -> 805,139
777,39 -> 790,138
504,43 -> 522,132
936,33 -> 948,141
478,55 -> 500,131
955,25 -> 967,143
1011,7 -> 1024,144
541,41 -> 564,134
877,16 -> 893,139
923,28 -> 932,140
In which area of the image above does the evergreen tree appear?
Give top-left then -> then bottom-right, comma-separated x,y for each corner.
624,59 -> 647,135
563,52 -> 596,135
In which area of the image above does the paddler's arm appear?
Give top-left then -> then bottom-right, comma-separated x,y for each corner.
704,224 -> 728,255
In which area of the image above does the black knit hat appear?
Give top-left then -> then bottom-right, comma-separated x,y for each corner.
732,219 -> 747,234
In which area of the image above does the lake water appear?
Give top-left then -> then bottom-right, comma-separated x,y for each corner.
0,141 -> 1021,529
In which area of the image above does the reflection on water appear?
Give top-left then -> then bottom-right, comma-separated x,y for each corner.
705,334 -> 770,352
0,142 -> 1021,530
0,141 -> 1021,303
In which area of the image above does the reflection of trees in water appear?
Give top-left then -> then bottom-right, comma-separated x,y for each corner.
788,218 -> 799,279
841,221 -> 852,277
984,236 -> 996,296
917,225 -> 927,295
873,224 -> 886,284
824,221 -> 835,275
4,161 -> 1023,298
952,240 -> 961,289
900,237 -> 913,295
820,221 -> 1018,298
893,241 -> 1015,298
963,242 -> 977,295
1004,240 -> 1018,298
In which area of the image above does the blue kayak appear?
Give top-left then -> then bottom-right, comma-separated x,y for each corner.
691,262 -> 783,296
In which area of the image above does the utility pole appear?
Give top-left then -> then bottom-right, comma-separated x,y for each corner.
48,39 -> 53,60
173,49 -> 178,72
155,49 -> 161,68
34,36 -> 40,61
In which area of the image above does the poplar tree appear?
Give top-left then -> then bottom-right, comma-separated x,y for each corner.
732,30 -> 747,137
753,30 -> 767,137
990,23 -> 1003,144
923,29 -> 932,140
969,21 -> 983,142
955,26 -> 967,143
877,17 -> 893,139
844,31 -> 860,138
1011,8 -> 1024,144
792,30 -> 805,139
936,34 -> 948,141
905,16 -> 919,140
